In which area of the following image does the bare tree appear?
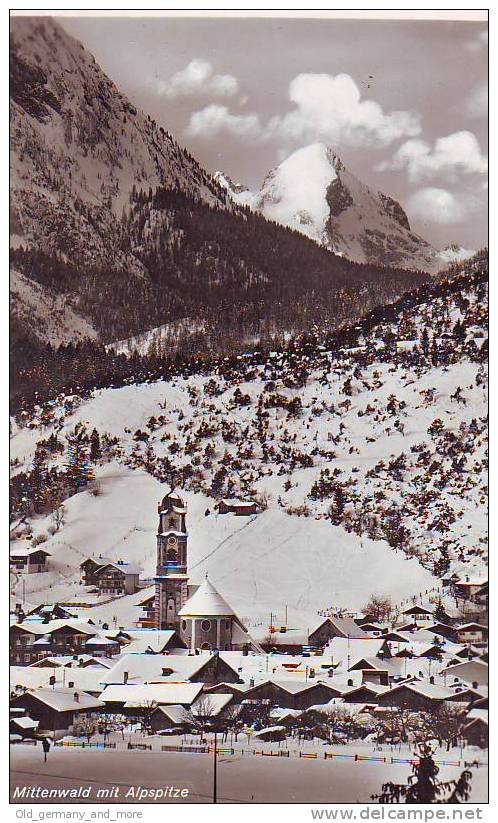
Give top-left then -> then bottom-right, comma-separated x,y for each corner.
363,594 -> 393,623
52,502 -> 66,533
139,700 -> 158,736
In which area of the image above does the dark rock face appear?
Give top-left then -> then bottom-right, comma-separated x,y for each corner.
10,46 -> 61,122
325,177 -> 354,219
378,193 -> 411,232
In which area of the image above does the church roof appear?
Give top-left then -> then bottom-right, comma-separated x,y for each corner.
178,577 -> 238,619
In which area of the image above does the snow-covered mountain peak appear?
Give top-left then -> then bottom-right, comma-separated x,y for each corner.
219,142 -> 448,273
253,143 -> 343,241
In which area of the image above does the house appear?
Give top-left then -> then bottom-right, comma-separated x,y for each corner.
10,688 -> 104,733
401,605 -> 433,623
441,660 -> 488,687
309,617 -> 369,649
10,714 -> 40,739
150,704 -> 192,734
99,651 -> 241,688
454,623 -> 488,646
462,710 -> 488,748
451,576 -> 488,603
342,683 -> 388,704
217,500 -> 260,516
92,561 -> 140,595
241,679 -> 341,710
10,620 -> 98,665
10,546 -> 51,574
99,683 -> 204,714
377,681 -> 453,711
80,556 -> 114,586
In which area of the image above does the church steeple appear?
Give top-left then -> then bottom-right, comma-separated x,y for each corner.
153,490 -> 189,630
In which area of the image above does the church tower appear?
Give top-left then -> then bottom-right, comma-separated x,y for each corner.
153,490 -> 189,630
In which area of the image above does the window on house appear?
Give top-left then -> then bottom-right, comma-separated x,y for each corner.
201,620 -> 211,633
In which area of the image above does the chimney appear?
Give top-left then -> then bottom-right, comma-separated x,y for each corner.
124,671 -> 129,685
472,681 -> 478,689
73,692 -> 79,703
249,678 -> 255,688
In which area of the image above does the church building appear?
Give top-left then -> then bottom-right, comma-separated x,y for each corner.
153,491 -> 257,652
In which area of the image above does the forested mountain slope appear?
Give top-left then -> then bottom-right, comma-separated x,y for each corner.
10,262 -> 487,624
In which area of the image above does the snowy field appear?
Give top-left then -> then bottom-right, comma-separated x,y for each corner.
10,742 -> 488,804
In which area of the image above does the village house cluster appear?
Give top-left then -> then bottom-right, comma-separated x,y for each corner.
10,493 -> 488,751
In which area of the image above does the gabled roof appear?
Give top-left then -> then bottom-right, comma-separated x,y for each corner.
101,683 -> 203,707
441,660 -> 488,685
95,562 -> 140,576
11,688 -> 104,712
310,617 -> 368,639
10,546 -> 51,558
80,555 -> 114,568
381,680 -> 453,701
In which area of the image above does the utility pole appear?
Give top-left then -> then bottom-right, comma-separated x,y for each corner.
213,730 -> 218,804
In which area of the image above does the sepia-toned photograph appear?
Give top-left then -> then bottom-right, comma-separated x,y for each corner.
9,9 -> 488,806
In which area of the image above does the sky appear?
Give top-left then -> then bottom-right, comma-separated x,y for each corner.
59,14 -> 488,250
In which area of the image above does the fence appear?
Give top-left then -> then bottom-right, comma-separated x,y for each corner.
54,741 -> 116,749
47,740 -> 487,770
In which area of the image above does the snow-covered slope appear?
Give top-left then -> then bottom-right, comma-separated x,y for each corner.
10,266 -> 487,631
10,269 -> 98,346
217,142 -> 441,273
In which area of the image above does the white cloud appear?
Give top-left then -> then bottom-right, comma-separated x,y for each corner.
264,72 -> 421,148
465,83 -> 488,118
407,188 -> 468,225
185,104 -> 261,139
185,71 -> 420,148
378,131 -> 488,182
156,58 -> 238,98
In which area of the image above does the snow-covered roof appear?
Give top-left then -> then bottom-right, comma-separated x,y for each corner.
383,680 -> 453,701
253,725 -> 286,737
10,665 -> 107,693
85,637 -> 120,646
11,716 -> 39,729
179,577 -> 240,619
101,683 -> 203,707
441,660 -> 488,685
326,637 -> 387,664
192,693 -> 233,717
13,688 -> 104,712
466,708 -> 488,724
119,630 -> 179,654
95,562 -> 141,576
154,704 -> 189,725
10,546 -> 51,558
